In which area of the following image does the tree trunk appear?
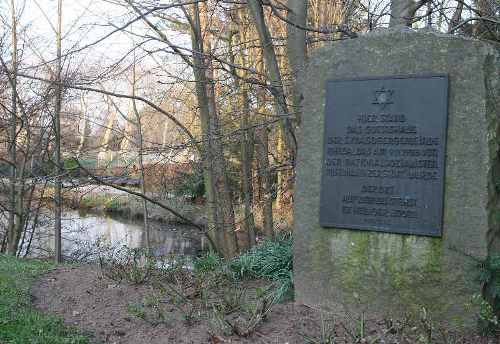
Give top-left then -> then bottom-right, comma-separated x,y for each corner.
99,98 -> 118,165
286,0 -> 307,126
76,94 -> 90,157
247,0 -> 295,159
130,58 -> 150,251
474,0 -> 497,39
190,3 -> 238,258
229,16 -> 256,250
54,0 -> 63,263
247,0 -> 296,224
389,0 -> 415,27
7,0 -> 18,255
449,0 -> 464,31
255,124 -> 274,238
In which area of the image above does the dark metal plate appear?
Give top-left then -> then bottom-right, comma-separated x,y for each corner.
319,75 -> 448,237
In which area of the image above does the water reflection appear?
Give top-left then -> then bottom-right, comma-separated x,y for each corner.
30,210 -> 203,259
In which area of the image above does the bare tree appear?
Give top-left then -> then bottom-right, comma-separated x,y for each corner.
247,0 -> 296,229
187,2 -> 239,257
6,0 -> 18,255
54,0 -> 63,263
286,0 -> 308,125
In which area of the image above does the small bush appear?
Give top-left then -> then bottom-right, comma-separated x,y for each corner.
98,247 -> 155,285
63,158 -> 80,177
194,234 -> 294,303
103,198 -> 121,211
194,251 -> 223,273
229,233 -> 293,302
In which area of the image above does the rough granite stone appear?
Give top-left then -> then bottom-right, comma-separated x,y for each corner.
294,29 -> 500,330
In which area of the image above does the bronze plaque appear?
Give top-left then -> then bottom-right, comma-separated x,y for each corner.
320,75 -> 448,236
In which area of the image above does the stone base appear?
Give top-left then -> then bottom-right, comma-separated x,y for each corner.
294,29 -> 500,330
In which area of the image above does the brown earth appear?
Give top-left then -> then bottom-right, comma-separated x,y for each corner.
32,266 -> 498,344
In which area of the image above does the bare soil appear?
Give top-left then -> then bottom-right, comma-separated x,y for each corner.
32,266 -> 498,344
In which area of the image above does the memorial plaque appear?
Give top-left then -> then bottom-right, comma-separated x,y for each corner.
320,75 -> 448,236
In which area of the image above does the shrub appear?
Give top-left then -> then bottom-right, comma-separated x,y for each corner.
194,251 -> 223,273
229,233 -> 293,302
193,234 -> 294,302
98,247 -> 155,285
63,158 -> 80,177
478,254 -> 500,335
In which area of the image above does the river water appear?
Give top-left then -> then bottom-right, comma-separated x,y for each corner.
26,210 -> 205,260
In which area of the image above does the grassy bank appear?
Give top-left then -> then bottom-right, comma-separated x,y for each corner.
63,187 -> 207,225
0,255 -> 91,344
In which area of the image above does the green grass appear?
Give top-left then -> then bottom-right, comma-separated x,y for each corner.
0,255 -> 91,344
194,233 -> 294,302
229,234 -> 293,302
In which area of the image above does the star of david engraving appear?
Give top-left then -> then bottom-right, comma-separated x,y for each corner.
372,86 -> 394,109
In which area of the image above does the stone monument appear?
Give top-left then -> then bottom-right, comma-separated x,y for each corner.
294,29 -> 500,329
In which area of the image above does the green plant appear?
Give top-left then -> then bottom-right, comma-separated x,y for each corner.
302,312 -> 337,344
103,198 -> 121,211
194,251 -> 223,273
173,167 -> 205,200
419,307 -> 433,343
130,295 -> 170,324
219,287 -> 245,314
98,247 -> 155,285
63,158 -> 80,177
79,195 -> 95,208
473,294 -> 498,335
208,287 -> 276,338
229,233 -> 293,302
127,303 -> 146,319
477,254 -> 500,334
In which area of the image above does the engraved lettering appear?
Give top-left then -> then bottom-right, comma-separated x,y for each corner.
320,76 -> 448,236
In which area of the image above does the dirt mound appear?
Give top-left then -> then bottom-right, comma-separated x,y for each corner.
31,266 -> 315,344
31,266 -> 495,344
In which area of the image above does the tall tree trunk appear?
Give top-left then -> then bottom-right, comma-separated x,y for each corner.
137,125 -> 149,251
17,182 -> 37,256
23,181 -> 48,258
247,0 -> 296,225
247,0 -> 295,158
130,58 -> 150,251
286,0 -> 307,126
76,94 -> 90,157
54,0 -> 63,263
100,98 -> 118,165
6,0 -> 30,255
255,54 -> 274,238
7,0 -> 17,255
190,3 -> 238,258
474,0 -> 497,39
285,0 -> 308,228
449,0 -> 464,31
389,0 -> 415,27
389,0 -> 430,27
229,15 -> 256,250
255,123 -> 274,238
240,106 -> 256,248
13,159 -> 27,256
